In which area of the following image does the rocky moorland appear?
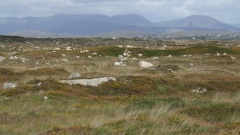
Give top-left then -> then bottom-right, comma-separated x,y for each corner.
0,36 -> 240,134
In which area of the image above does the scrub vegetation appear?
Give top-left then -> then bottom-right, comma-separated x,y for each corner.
0,36 -> 240,134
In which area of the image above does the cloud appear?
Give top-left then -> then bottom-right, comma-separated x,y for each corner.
0,0 -> 239,23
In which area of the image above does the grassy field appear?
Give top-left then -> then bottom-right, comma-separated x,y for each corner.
0,37 -> 240,134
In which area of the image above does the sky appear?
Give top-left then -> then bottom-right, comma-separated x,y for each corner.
0,0 -> 239,24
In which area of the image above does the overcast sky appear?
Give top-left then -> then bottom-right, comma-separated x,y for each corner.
0,0 -> 239,24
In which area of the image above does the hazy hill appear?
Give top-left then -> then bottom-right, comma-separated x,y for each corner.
154,15 -> 238,31
1,14 -> 239,37
231,24 -> 240,29
108,15 -> 152,27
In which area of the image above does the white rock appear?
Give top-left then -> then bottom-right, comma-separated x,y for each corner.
131,58 -> 138,61
231,56 -> 236,60
139,61 -> 154,68
114,62 -> 126,66
160,47 -> 165,50
92,52 -> 97,55
0,56 -> 5,62
9,56 -> 18,60
138,54 -> 143,57
168,55 -> 172,58
120,57 -> 128,61
65,47 -> 72,51
54,47 -> 61,50
68,73 -> 81,79
118,55 -> 124,59
127,51 -> 132,56
44,96 -> 48,99
20,58 -> 28,63
152,57 -> 159,60
60,77 -> 116,87
114,62 -> 122,66
3,82 -> 17,89
61,58 -> 69,62
127,45 -> 133,48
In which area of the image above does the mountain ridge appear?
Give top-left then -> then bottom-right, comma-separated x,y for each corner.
153,15 -> 238,31
1,14 -> 239,36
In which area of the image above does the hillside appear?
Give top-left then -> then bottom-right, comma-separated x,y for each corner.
0,14 -> 239,37
154,15 -> 239,31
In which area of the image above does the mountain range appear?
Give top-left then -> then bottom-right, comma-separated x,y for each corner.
0,14 -> 239,37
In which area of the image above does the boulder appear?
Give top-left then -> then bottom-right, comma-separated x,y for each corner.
114,62 -> 127,66
114,62 -> 122,66
0,56 -> 5,62
68,73 -> 81,79
139,61 -> 154,68
138,54 -> 143,57
60,77 -> 116,87
3,82 -> 17,89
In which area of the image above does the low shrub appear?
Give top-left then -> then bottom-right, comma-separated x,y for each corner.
185,103 -> 240,122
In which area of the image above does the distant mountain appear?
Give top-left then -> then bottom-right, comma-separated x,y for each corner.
0,14 -> 153,35
154,15 -> 239,31
0,14 -> 109,34
7,30 -> 74,38
108,15 -> 152,27
231,24 -> 240,29
0,14 -> 239,37
49,20 -> 169,35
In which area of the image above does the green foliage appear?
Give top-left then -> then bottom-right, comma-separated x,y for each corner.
156,85 -> 166,94
167,115 -> 181,125
97,46 -> 125,56
128,46 -> 240,57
